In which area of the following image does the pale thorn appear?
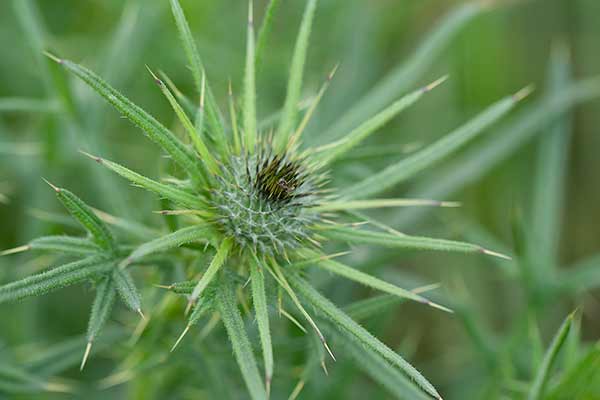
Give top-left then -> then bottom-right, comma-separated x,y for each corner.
320,359 -> 329,376
513,84 -> 535,101
322,339 -> 336,362
480,248 -> 513,260
439,201 -> 461,207
43,51 -> 62,64
43,381 -> 74,393
41,177 -> 60,192
200,72 -> 206,109
0,245 -> 30,256
153,284 -> 173,290
266,374 -> 272,399
136,308 -> 146,320
171,324 -> 191,352
80,341 -> 93,371
184,299 -> 194,316
411,282 -> 441,294
422,74 -> 449,93
243,276 -> 251,288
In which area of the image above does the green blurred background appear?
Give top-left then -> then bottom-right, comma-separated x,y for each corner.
1,0 -> 599,399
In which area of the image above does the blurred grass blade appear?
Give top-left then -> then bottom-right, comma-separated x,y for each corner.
529,43 -> 572,274
0,255 -> 113,304
320,225 -> 510,259
275,0 -> 318,150
45,181 -> 116,252
82,152 -> 204,209
216,277 -> 267,400
0,362 -> 73,394
146,68 -> 219,176
558,253 -> 600,293
316,76 -> 447,164
528,311 -> 575,400
288,274 -> 442,399
29,236 -> 101,255
255,0 -> 280,70
113,268 -> 143,316
307,253 -> 450,312
315,198 -> 459,212
319,3 -> 483,144
189,238 -> 233,303
0,98 -> 59,113
46,54 -> 204,185
243,2 -> 257,153
250,258 -> 274,391
343,87 -> 532,199
169,0 -> 226,147
83,276 -> 117,370
122,225 -> 209,267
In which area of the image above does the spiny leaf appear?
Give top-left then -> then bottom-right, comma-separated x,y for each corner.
528,311 -> 576,400
316,76 -> 447,164
122,225 -> 210,267
169,0 -> 226,149
250,257 -> 274,391
306,252 -> 451,312
314,198 -> 459,212
216,277 -> 267,400
45,54 -> 204,185
146,67 -> 219,176
320,225 -> 511,259
44,181 -> 115,252
81,151 -> 204,210
243,1 -> 257,153
0,255 -> 114,304
255,0 -> 281,70
342,86 -> 533,199
320,2 -> 483,144
288,273 -> 442,400
275,0 -> 318,150
29,236 -> 101,255
113,268 -> 143,317
189,238 -> 233,303
83,276 -> 117,370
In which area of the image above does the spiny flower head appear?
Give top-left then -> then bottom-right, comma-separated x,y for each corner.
0,1 -> 526,399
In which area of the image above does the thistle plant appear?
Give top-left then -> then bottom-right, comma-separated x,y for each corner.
0,1 -> 545,399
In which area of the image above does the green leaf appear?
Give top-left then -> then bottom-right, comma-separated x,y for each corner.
320,225 -> 510,259
546,344 -> 600,400
306,252 -> 450,312
169,0 -> 226,148
243,2 -> 257,153
45,182 -> 116,252
314,197 -> 459,212
255,0 -> 280,70
189,238 -> 233,303
147,68 -> 219,176
83,276 -> 117,369
529,43 -> 572,276
288,273 -> 442,399
113,268 -> 142,315
316,76 -> 447,164
82,152 -> 204,209
250,257 -> 274,390
342,87 -> 532,199
528,311 -> 575,400
216,277 -> 267,400
29,236 -> 101,255
319,3 -> 483,144
0,255 -> 114,304
557,254 -> 600,294
46,54 -> 204,185
122,225 -> 210,267
0,362 -> 73,394
274,0 -> 317,151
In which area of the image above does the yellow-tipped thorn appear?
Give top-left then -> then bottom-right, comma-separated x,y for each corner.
328,63 -> 340,81
320,359 -> 329,376
153,283 -> 173,290
1,245 -> 30,256
171,324 -> 191,352
200,72 -> 206,110
481,248 -> 513,261
423,75 -> 449,92
41,178 -> 60,192
80,341 -> 93,371
513,84 -> 535,101
79,149 -> 103,163
137,308 -> 146,320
